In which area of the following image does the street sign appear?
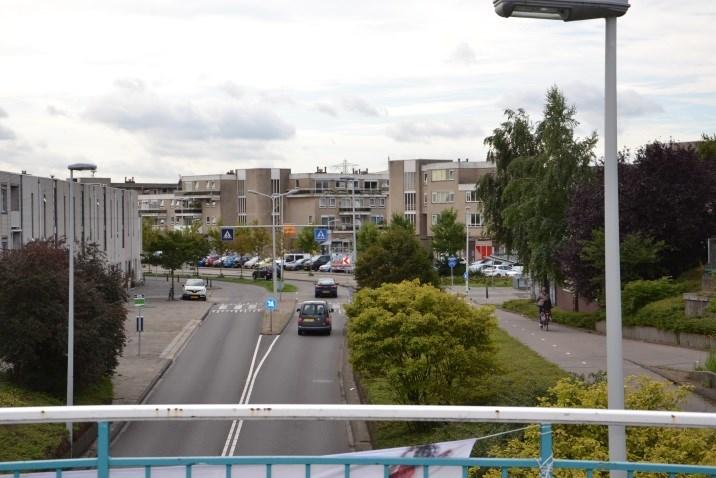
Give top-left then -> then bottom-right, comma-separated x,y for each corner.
265,296 -> 278,311
134,294 -> 145,307
314,228 -> 329,243
463,271 -> 469,280
447,256 -> 458,269
221,227 -> 234,241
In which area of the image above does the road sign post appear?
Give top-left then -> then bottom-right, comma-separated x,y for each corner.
220,227 -> 234,242
134,294 -> 145,356
448,256 -> 457,287
265,297 -> 278,334
314,228 -> 329,245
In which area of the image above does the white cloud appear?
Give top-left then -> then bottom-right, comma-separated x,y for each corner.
343,97 -> 384,117
448,42 -> 478,65
388,120 -> 483,143
315,103 -> 338,117
0,124 -> 16,141
0,107 -> 8,118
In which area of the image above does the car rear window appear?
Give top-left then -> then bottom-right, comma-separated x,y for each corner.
317,279 -> 335,285
301,303 -> 326,316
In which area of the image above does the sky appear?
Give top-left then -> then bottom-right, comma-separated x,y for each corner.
0,0 -> 714,183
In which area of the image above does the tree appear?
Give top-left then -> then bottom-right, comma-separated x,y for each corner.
389,213 -> 415,232
431,208 -> 466,258
355,221 -> 439,289
479,87 -> 597,285
146,228 -> 206,299
0,241 -> 127,395
356,222 -> 380,254
230,227 -> 253,255
249,222 -> 271,256
698,133 -> 716,160
345,280 -> 497,405
296,226 -> 318,253
485,375 -> 716,476
207,221 -> 229,256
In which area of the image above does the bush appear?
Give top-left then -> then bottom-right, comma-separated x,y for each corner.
622,277 -> 684,315
0,241 -> 127,395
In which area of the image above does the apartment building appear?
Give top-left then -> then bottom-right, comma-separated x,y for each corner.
113,178 -> 179,231
285,168 -> 390,252
388,158 -> 496,261
0,171 -> 142,284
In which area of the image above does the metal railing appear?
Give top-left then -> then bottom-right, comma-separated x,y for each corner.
3,404 -> 716,478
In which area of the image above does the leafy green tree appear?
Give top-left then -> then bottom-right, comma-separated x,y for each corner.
431,208 -> 466,258
0,241 -> 127,395
485,375 -> 716,476
389,213 -> 415,232
479,87 -> 597,285
249,222 -> 271,256
357,222 -> 380,254
207,221 -> 229,256
296,226 -> 318,253
147,228 -> 205,299
579,229 -> 665,301
698,133 -> 716,160
355,222 -> 439,288
346,280 -> 497,405
231,227 -> 253,255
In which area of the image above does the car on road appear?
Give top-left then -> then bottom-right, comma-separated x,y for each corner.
182,278 -> 207,301
315,277 -> 338,298
297,300 -> 333,335
252,267 -> 282,280
309,255 -> 331,271
484,264 -> 514,277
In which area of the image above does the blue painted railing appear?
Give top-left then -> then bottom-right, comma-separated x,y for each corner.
3,404 -> 716,478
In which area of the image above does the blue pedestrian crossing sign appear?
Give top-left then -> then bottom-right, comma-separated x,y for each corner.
463,271 -> 469,280
314,228 -> 329,243
265,296 -> 278,311
221,227 -> 234,241
447,256 -> 458,269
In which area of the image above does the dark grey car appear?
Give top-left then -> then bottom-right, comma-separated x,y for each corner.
297,300 -> 333,335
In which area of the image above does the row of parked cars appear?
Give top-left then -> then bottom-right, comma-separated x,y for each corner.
468,258 -> 524,277
198,253 -> 339,272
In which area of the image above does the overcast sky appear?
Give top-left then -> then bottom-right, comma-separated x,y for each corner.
0,0 -> 714,182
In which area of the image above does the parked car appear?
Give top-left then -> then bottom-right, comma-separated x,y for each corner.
204,254 -> 221,267
470,259 -> 503,273
284,257 -> 307,270
243,256 -> 260,268
318,262 -> 331,272
252,266 -> 281,280
507,265 -> 524,277
303,255 -> 322,271
315,278 -> 338,298
297,300 -> 333,335
310,255 -> 331,271
484,264 -> 514,277
222,255 -> 239,268
182,278 -> 207,301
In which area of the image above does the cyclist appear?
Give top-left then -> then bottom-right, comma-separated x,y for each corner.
537,288 -> 552,329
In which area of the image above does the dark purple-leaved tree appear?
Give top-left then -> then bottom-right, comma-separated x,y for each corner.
0,241 -> 127,395
560,141 -> 716,301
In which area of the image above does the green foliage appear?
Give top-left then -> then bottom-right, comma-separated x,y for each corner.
705,350 -> 716,373
358,327 -> 567,450
389,213 -> 415,232
580,229 -> 666,300
357,222 -> 380,254
207,222 -> 229,255
0,241 -> 127,395
480,87 -> 597,285
431,208 -> 466,257
355,221 -> 438,289
249,222 -> 271,256
698,133 -> 716,160
501,299 -> 601,330
230,227 -> 253,255
346,280 -> 497,405
295,226 -> 318,254
485,376 -> 716,474
622,277 -> 684,315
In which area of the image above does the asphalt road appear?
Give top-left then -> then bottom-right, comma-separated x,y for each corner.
111,278 -> 352,457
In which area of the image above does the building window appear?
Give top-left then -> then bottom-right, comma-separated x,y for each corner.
368,197 -> 385,208
371,215 -> 384,225
404,213 -> 416,225
431,214 -> 438,225
339,197 -> 351,209
205,217 -> 210,225
237,215 -> 247,225
295,180 -> 300,188
448,170 -> 455,180
423,173 -> 428,185
319,196 -> 336,208
404,192 -> 416,211
466,189 -> 479,202
315,180 -> 329,191
431,191 -> 455,203
431,170 -> 451,181
238,197 -> 246,214
212,217 -> 217,225
1,185 -> 7,213
207,181 -> 215,190
272,179 -> 280,195
237,180 -> 245,196
1,236 -> 7,250
321,216 -> 335,226
403,172 -> 416,190
364,180 -> 377,191
468,213 -> 482,227
193,181 -> 199,191
308,215 -> 313,224
423,193 -> 428,206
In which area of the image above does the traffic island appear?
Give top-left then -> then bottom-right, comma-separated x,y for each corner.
261,295 -> 298,334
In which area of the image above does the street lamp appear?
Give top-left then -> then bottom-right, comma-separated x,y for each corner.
66,162 -> 97,455
493,0 -> 630,470
465,206 -> 471,294
248,189 -> 299,306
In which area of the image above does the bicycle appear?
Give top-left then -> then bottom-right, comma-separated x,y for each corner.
539,309 -> 551,331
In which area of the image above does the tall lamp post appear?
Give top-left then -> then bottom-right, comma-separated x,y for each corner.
493,0 -> 630,470
339,177 -> 358,271
66,162 -> 97,455
465,206 -> 471,294
248,189 -> 299,302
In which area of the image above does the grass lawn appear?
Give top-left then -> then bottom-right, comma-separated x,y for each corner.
0,374 -> 113,461
357,325 -> 568,453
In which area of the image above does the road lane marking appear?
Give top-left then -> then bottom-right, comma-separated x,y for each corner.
221,333 -> 281,456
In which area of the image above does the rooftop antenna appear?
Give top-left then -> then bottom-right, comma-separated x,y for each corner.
330,159 -> 359,174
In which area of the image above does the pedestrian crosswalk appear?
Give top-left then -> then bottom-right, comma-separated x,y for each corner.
210,302 -> 344,315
